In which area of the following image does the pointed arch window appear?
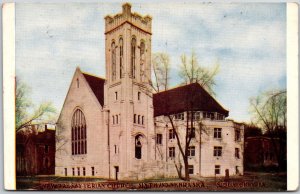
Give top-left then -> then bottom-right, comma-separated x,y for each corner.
140,41 -> 145,81
71,109 -> 87,155
135,135 -> 142,159
119,38 -> 123,78
131,37 -> 136,78
111,41 -> 116,81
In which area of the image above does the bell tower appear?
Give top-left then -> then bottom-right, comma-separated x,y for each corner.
103,3 -> 155,179
104,3 -> 152,84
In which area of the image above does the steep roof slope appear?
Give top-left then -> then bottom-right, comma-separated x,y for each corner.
153,83 -> 229,117
82,73 -> 105,107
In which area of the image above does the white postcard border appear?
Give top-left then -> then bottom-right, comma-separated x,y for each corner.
3,3 -> 16,190
287,2 -> 299,191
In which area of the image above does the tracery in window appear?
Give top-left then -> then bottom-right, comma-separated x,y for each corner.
140,41 -> 145,81
112,41 -> 116,81
71,109 -> 87,155
131,37 -> 136,78
119,38 -> 123,78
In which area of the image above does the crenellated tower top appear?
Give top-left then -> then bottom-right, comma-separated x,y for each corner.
104,3 -> 152,35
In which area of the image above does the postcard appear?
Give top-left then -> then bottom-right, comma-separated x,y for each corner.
3,1 -> 299,191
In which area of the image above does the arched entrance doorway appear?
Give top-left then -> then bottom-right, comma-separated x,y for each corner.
135,135 -> 143,159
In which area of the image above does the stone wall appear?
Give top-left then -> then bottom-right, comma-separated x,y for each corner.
55,69 -> 108,178
153,114 -> 244,178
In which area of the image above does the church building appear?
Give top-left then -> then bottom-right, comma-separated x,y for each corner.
55,3 -> 244,180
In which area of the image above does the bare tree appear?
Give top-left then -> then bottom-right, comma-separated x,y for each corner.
55,122 -> 69,158
250,89 -> 287,170
150,52 -> 171,92
179,51 -> 219,96
15,78 -> 57,132
244,124 -> 263,138
151,51 -> 219,180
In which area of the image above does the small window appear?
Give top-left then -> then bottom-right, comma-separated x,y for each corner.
235,148 -> 240,159
114,145 -> 117,154
64,168 -> 67,176
169,129 -> 175,139
83,167 -> 86,176
138,92 -> 141,101
138,115 -> 140,124
188,146 -> 195,156
188,165 -> 194,174
116,115 -> 118,124
214,128 -> 222,139
45,145 -> 49,153
156,134 -> 162,144
217,114 -> 224,120
115,92 -> 118,100
91,167 -> 95,176
188,128 -> 195,138
187,111 -> 200,121
142,116 -> 144,125
213,146 -> 222,157
174,113 -> 184,120
203,112 -> 215,120
134,114 -> 136,123
72,168 -> 75,176
77,78 -> 79,88
77,167 -> 80,176
194,112 -> 200,121
215,165 -> 220,174
235,130 -> 241,141
169,147 -> 175,158
112,116 -> 115,124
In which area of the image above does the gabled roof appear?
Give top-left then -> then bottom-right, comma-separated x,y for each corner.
153,82 -> 229,117
82,73 -> 105,107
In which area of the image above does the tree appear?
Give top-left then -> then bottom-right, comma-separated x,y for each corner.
244,124 -> 263,138
151,51 -> 219,180
55,121 -> 69,157
179,51 -> 219,96
150,52 -> 171,92
250,89 -> 287,170
15,78 -> 57,132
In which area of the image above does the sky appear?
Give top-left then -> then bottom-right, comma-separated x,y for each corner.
15,2 -> 286,123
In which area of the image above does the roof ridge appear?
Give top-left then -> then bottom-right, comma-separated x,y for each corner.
82,72 -> 106,80
154,82 -> 199,95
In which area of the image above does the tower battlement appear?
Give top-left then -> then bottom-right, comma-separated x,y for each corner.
104,3 -> 152,34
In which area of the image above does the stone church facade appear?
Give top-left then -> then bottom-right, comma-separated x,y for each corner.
55,3 -> 244,180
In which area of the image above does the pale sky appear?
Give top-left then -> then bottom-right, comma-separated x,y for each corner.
15,2 -> 286,122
